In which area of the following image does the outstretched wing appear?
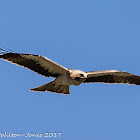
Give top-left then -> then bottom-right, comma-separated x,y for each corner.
0,53 -> 69,77
84,70 -> 140,85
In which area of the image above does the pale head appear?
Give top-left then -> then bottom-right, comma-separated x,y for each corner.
69,69 -> 87,79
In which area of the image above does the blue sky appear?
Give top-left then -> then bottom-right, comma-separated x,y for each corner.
0,0 -> 140,139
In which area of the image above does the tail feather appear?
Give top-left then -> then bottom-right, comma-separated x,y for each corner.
30,81 -> 70,94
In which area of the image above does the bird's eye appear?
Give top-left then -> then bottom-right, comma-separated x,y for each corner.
80,74 -> 84,77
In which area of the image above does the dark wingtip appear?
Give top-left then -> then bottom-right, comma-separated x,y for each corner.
0,48 -> 14,55
30,88 -> 45,92
0,48 -> 14,59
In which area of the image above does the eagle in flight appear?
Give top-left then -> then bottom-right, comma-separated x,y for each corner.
0,48 -> 140,94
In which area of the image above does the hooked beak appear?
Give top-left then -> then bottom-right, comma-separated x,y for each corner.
81,76 -> 86,79
80,75 -> 87,79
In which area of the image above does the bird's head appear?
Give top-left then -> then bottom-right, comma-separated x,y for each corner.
69,69 -> 87,79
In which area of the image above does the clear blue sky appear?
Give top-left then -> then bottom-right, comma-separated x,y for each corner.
0,0 -> 140,140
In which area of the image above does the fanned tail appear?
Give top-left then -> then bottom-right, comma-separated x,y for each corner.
30,81 -> 70,94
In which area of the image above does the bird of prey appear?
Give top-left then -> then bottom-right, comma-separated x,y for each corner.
0,48 -> 140,94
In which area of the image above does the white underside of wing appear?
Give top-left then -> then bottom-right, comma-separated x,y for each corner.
86,70 -> 131,78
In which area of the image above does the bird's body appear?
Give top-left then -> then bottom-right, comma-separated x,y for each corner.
1,49 -> 140,94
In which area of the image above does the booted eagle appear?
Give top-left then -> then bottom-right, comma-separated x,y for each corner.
0,49 -> 140,94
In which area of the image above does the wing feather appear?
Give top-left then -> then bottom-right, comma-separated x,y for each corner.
84,70 -> 140,85
0,53 -> 69,77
